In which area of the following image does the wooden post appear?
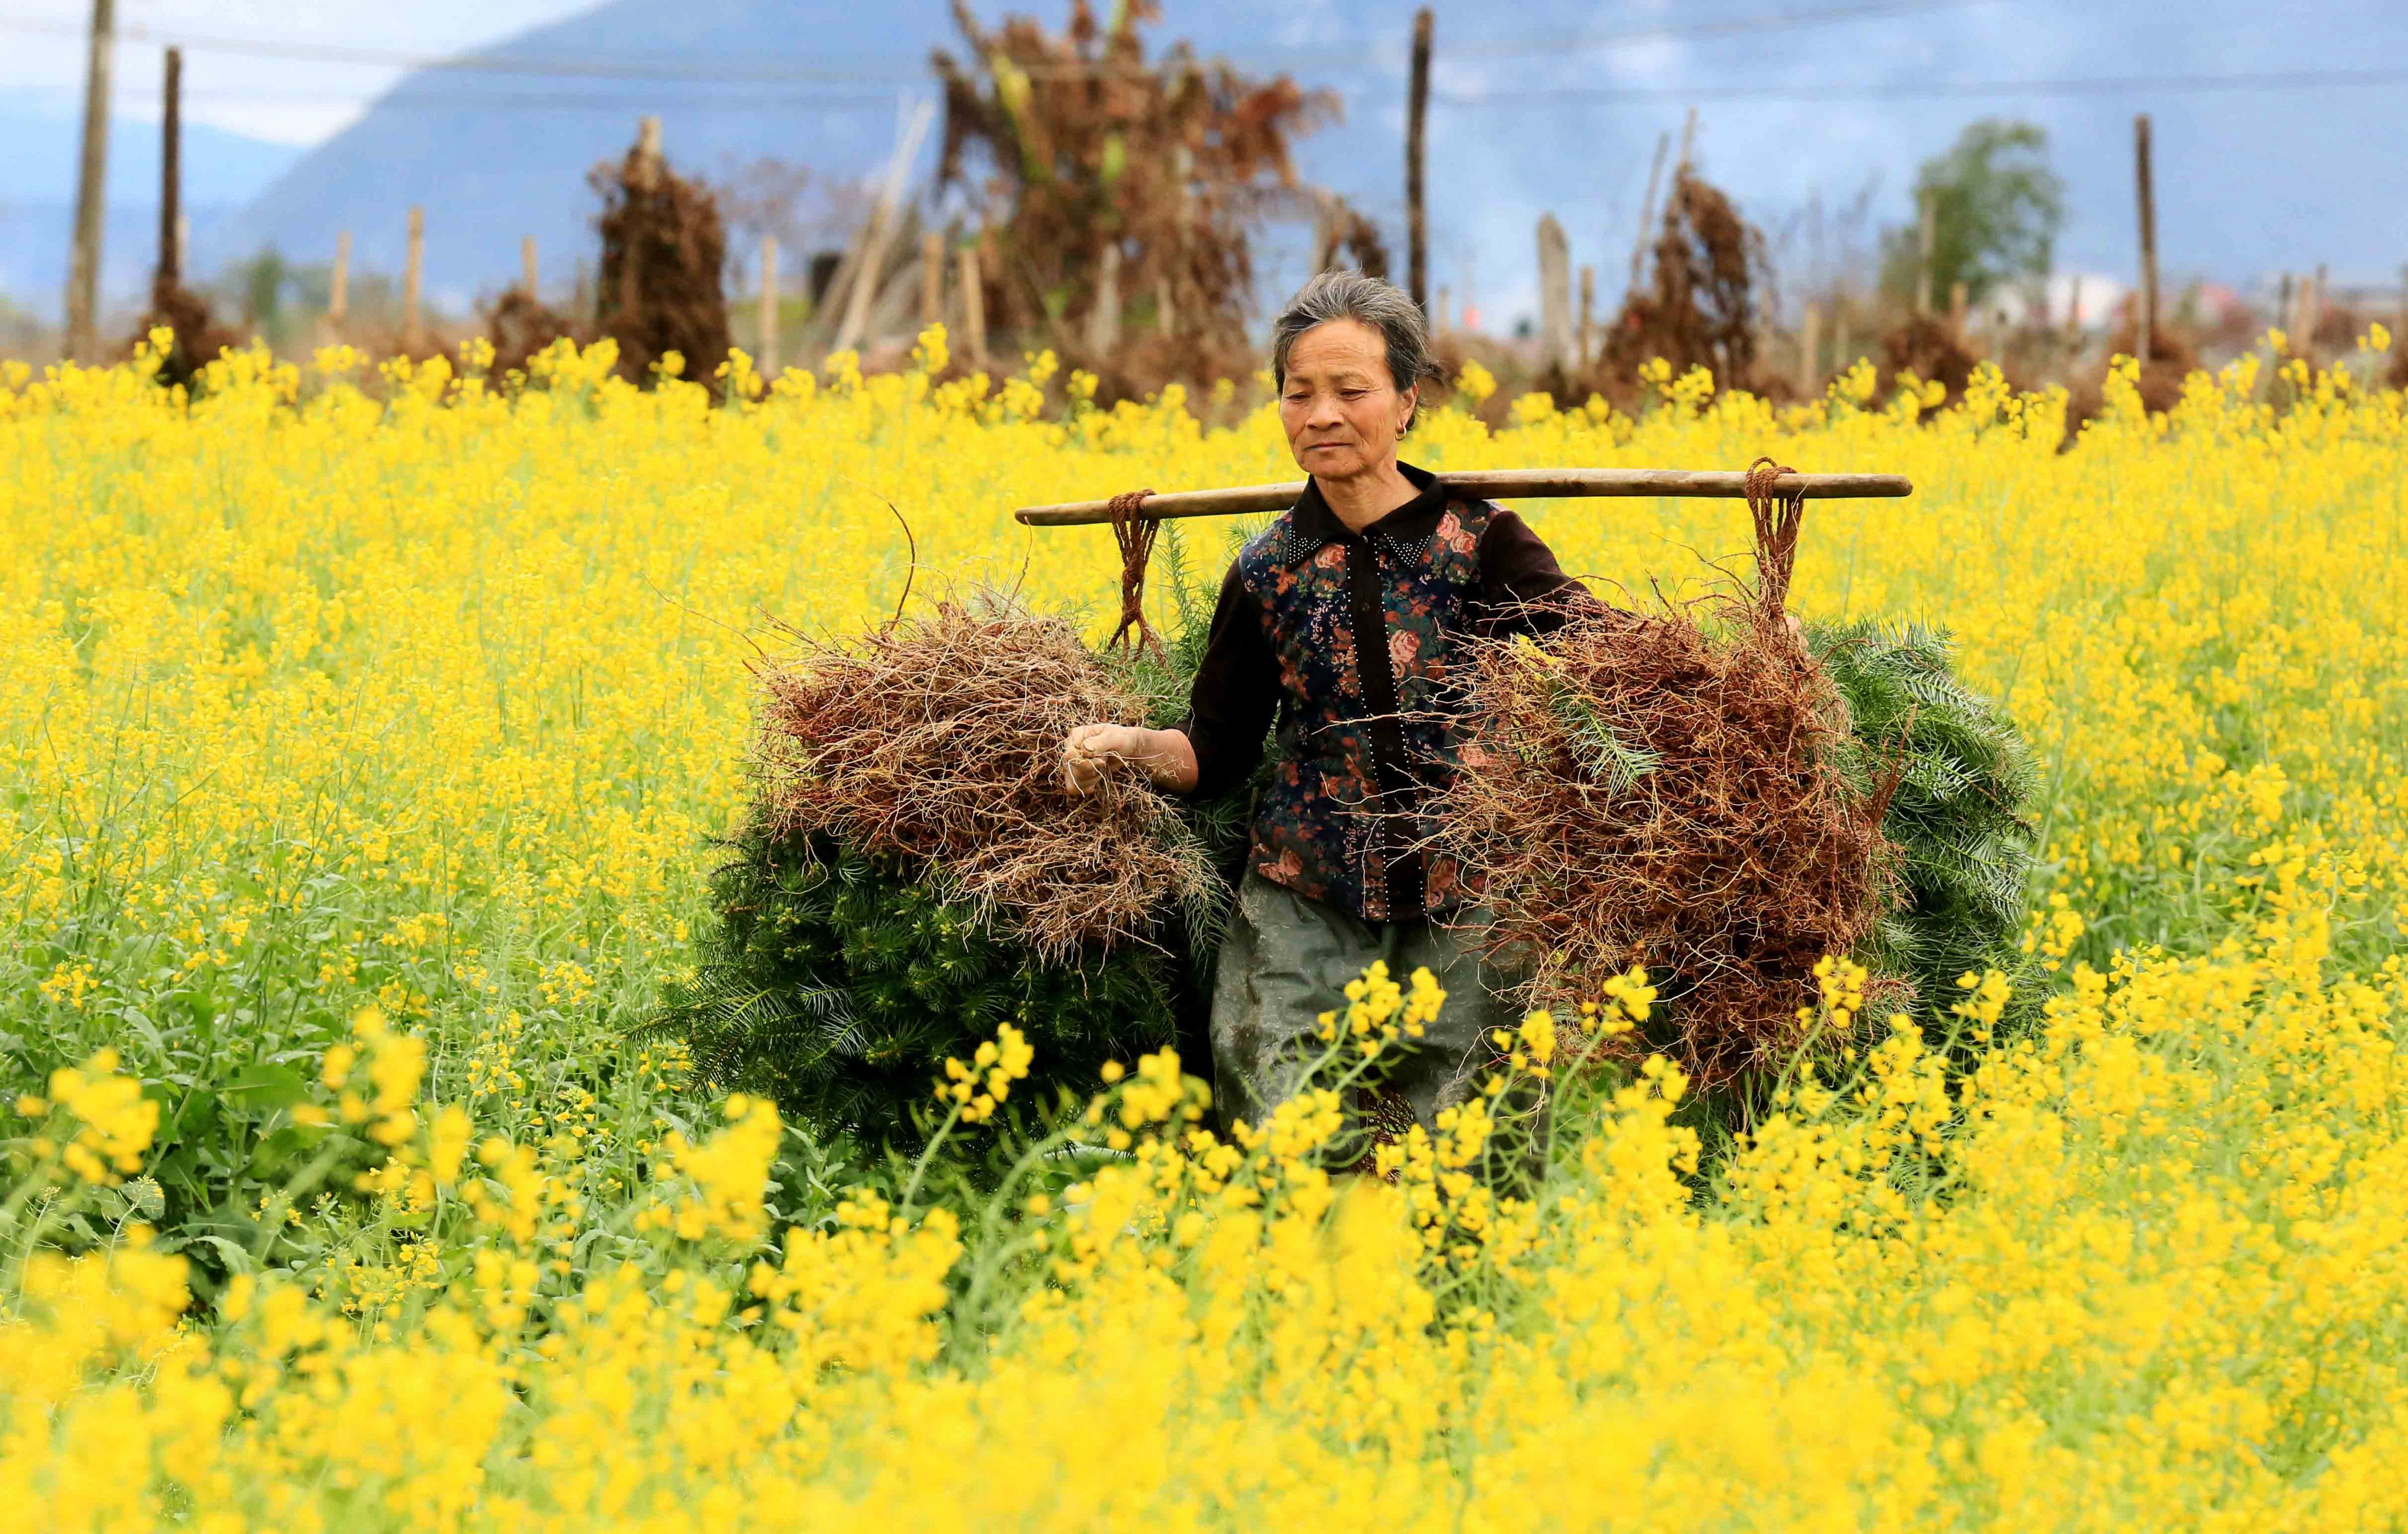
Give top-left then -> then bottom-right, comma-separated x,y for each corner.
757,235 -> 780,378
403,206 -> 425,353
1627,131 -> 1670,289
833,98 -> 933,354
631,115 -> 663,192
2133,113 -> 2157,365
157,45 -> 181,288
1405,6 -> 1432,310
1800,302 -> 1822,397
1576,264 -> 1595,369
1536,215 -> 1572,373
65,0 -> 116,360
327,231 -> 350,331
919,230 -> 944,329
1949,280 -> 1968,336
1086,239 -> 1122,355
521,236 -> 539,298
1156,275 -> 1176,336
616,116 -> 662,334
1917,188 -> 1935,316
957,241 -> 987,367
1676,105 -> 1697,173
1833,293 -> 1850,372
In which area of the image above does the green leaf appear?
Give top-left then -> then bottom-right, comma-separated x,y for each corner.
221,1063 -> 310,1111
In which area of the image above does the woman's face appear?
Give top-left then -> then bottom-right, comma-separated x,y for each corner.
1279,319 -> 1417,483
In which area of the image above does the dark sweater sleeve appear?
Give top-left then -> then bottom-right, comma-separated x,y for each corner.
1176,561 -> 1279,799
1476,508 -> 1610,637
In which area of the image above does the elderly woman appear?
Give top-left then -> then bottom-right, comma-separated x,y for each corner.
1061,270 -> 1600,1142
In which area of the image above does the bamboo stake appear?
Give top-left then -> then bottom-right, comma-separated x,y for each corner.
1917,189 -> 1935,316
758,235 -> 780,378
834,97 -> 934,354
920,229 -> 944,329
1800,302 -> 1821,397
958,242 -> 987,367
324,231 -> 350,340
1627,131 -> 1670,289
1576,265 -> 1596,369
521,235 -> 539,298
1086,238 -> 1122,354
402,206 -> 425,353
1536,214 -> 1572,372
1016,469 -> 1913,527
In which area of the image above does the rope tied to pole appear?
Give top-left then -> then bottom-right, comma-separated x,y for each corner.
1744,455 -> 1807,621
1104,489 -> 1162,655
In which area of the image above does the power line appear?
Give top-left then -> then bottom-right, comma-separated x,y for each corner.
143,64 -> 2408,113
1433,64 -> 2408,105
0,0 -> 1994,83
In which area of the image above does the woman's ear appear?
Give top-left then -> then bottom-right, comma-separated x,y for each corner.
1397,384 -> 1418,436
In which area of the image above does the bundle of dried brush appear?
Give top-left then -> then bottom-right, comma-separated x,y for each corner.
756,597 -> 1216,960
1433,464 -> 1902,1088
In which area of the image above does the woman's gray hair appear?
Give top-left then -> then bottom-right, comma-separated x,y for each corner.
1269,270 -> 1443,427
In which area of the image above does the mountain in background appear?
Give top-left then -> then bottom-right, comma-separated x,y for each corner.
0,110 -> 302,316
16,0 -> 2408,330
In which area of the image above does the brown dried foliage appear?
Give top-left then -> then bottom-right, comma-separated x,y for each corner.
1878,312 -> 1981,405
1433,487 -> 1897,1088
755,599 -> 1212,961
591,143 -> 732,386
481,289 -> 591,382
933,0 -> 1332,357
131,278 -> 236,392
1600,167 -> 1770,398
2099,314 -> 2200,416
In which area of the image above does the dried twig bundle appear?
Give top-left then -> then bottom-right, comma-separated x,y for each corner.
1433,470 -> 1899,1087
756,598 -> 1212,960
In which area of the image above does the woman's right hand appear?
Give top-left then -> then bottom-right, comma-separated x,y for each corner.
1060,723 -> 1199,796
1061,724 -> 1146,796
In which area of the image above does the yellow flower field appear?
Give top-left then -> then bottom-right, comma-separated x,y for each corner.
3,332 -> 2407,1529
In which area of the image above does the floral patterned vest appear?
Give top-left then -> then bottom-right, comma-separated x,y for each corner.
1232,493 -> 1496,922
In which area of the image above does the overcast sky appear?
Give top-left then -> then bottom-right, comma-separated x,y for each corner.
3,1 -> 600,144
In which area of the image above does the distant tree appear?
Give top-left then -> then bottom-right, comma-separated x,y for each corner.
238,249 -> 290,332
1602,165 -> 1771,392
1879,119 -> 2064,307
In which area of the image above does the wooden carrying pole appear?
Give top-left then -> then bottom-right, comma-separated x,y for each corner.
1016,469 -> 1912,527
